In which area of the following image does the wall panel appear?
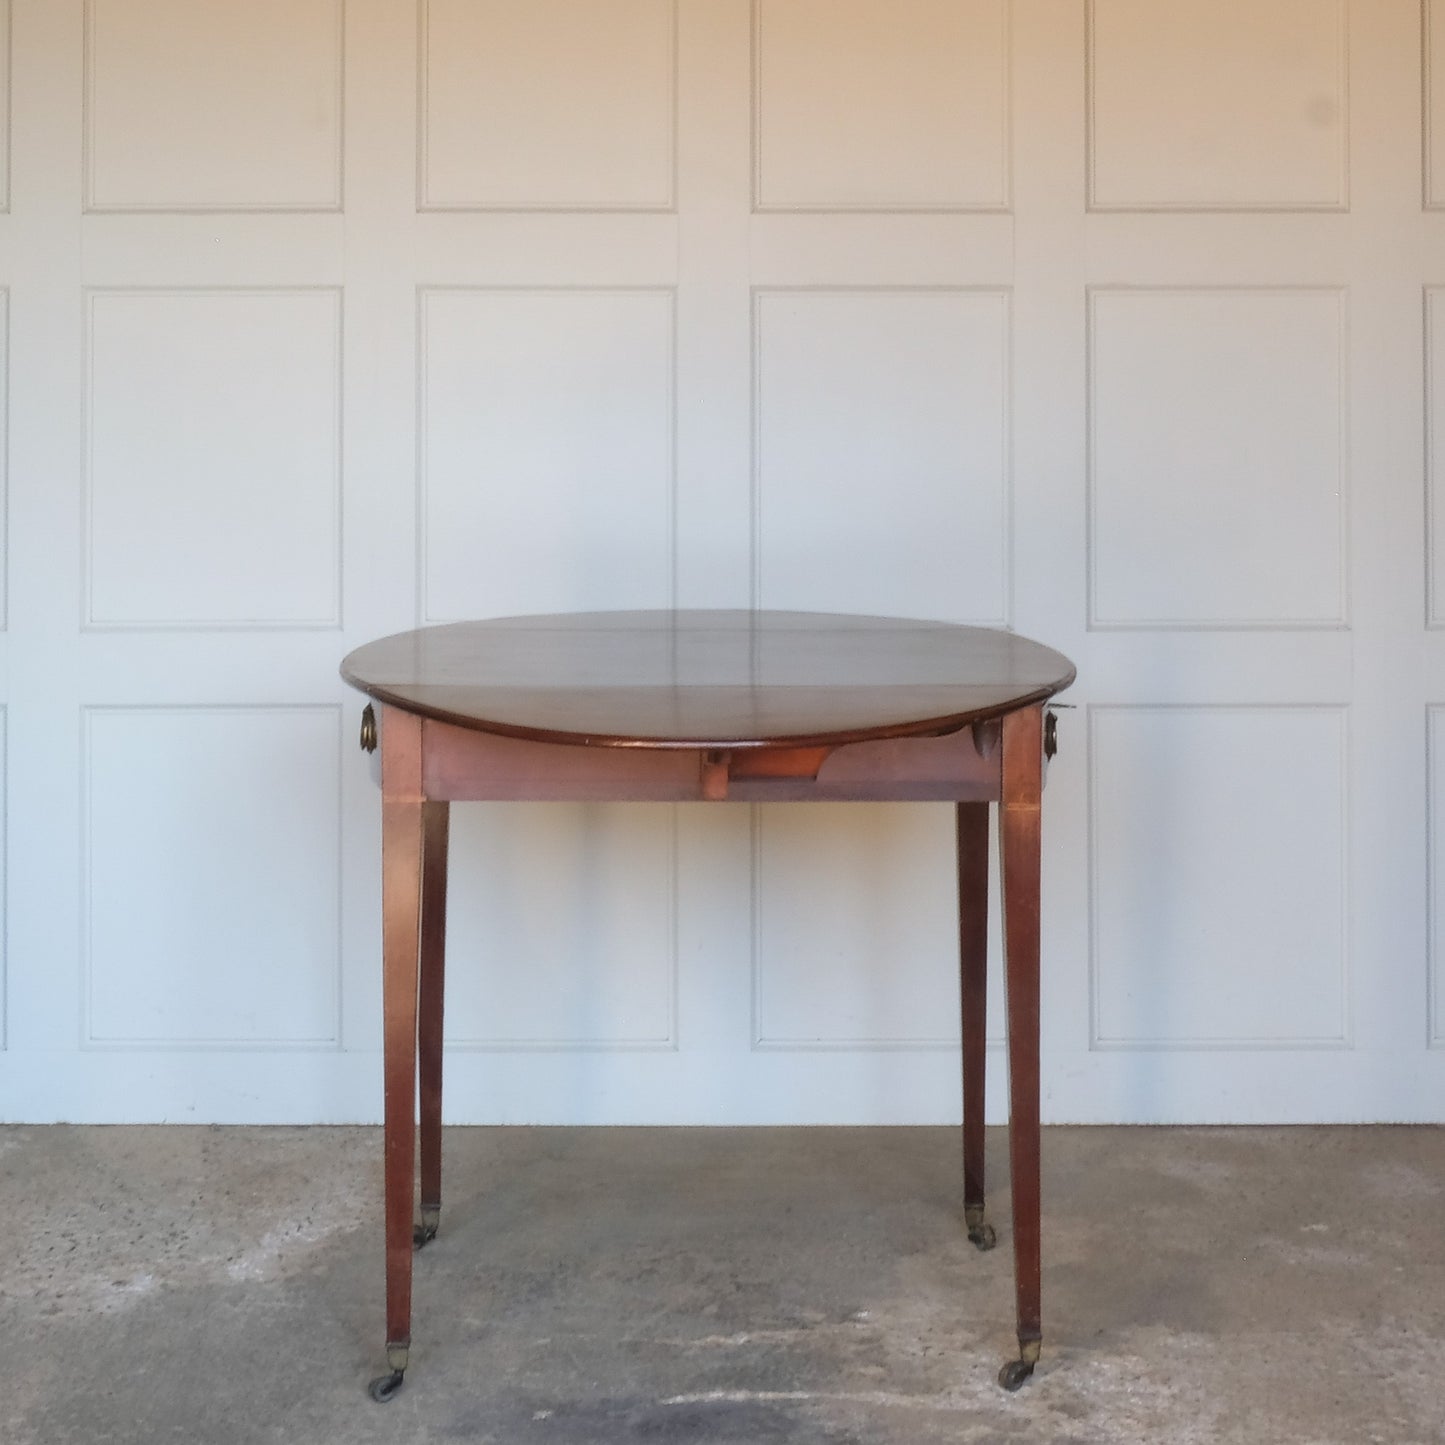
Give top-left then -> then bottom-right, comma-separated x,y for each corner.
84,0 -> 342,211
1430,289 -> 1445,623
753,804 -> 1004,1049
83,707 -> 342,1048
1088,0 -> 1348,210
754,288 -> 1010,622
443,803 -> 677,1049
420,0 -> 676,210
419,288 -> 675,623
1089,706 -> 1349,1050
1089,287 -> 1347,629
753,0 -> 1009,210
84,289 -> 341,629
1428,0 -> 1445,208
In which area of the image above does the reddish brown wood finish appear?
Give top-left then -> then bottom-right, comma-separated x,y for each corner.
419,713 -> 1006,805
379,707 -> 423,1360
351,612 -> 1073,1395
1001,705 -> 1044,1357
956,801 -> 990,1228
417,801 -> 450,1228
341,610 -> 1076,749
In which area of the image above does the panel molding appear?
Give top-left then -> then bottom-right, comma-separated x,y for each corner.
80,704 -> 344,1051
749,806 -> 1006,1053
416,0 -> 678,213
1086,285 -> 1351,631
0,287 -> 8,634
1428,704 -> 1445,1048
416,284 -> 678,626
1085,0 -> 1350,213
443,805 -> 680,1051
1087,703 -> 1352,1052
750,0 -> 1012,214
0,706 -> 6,1051
0,0 -> 11,215
1428,0 -> 1444,210
1429,289 -> 1445,626
81,286 -> 344,632
82,0 -> 345,214
750,284 -> 1014,626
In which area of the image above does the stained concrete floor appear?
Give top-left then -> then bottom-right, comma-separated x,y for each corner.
2,1126 -> 1444,1444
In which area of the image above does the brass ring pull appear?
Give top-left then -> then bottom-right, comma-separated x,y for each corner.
360,703 -> 378,753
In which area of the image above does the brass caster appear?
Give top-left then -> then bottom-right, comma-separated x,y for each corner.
998,1357 -> 1034,1391
368,1344 -> 409,1403
413,1207 -> 440,1249
965,1206 -> 997,1251
998,1338 -> 1041,1392
368,1369 -> 404,1403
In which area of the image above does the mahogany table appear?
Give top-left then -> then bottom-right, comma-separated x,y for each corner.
341,610 -> 1076,1402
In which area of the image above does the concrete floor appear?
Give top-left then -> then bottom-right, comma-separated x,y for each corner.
2,1127 -> 1444,1444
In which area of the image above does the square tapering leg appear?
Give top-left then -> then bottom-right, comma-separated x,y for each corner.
999,705 -> 1043,1390
416,800 -> 450,1247
956,801 -> 994,1250
371,707 -> 424,1403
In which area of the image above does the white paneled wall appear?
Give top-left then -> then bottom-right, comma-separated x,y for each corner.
83,707 -> 343,1048
420,0 -> 676,211
85,0 -> 344,212
753,0 -> 1010,210
1089,707 -> 1349,1050
85,289 -> 342,627
1429,287 -> 1445,622
1087,288 -> 1347,628
2,0 -> 1443,1124
1431,1 -> 1445,209
419,287 -> 676,621
1087,0 -> 1348,211
754,288 -> 1010,622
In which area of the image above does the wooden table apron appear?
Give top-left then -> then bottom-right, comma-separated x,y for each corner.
369,697 -> 1049,1392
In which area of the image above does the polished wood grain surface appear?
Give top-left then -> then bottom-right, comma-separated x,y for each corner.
341,610 -> 1076,748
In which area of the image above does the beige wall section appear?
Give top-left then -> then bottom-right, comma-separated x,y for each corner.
0,0 -> 1441,1124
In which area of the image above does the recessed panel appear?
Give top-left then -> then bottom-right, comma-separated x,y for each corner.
1429,0 -> 1445,208
0,709 -> 6,1048
421,0 -> 675,209
1089,289 -> 1346,628
1090,707 -> 1348,1049
0,3 -> 11,211
754,0 -> 1008,210
1430,708 -> 1445,1045
755,804 -> 1003,1047
443,804 -> 675,1047
755,289 -> 1009,622
1088,0 -> 1347,210
421,289 -> 674,621
0,290 -> 8,628
85,0 -> 342,211
85,708 -> 341,1046
86,290 -> 341,628
1430,291 -> 1445,622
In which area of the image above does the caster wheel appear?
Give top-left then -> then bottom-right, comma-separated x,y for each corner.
967,1221 -> 997,1252
998,1357 -> 1035,1392
368,1369 -> 405,1403
413,1221 -> 438,1248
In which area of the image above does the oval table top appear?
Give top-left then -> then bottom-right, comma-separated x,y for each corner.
341,610 -> 1076,751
